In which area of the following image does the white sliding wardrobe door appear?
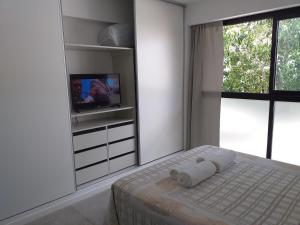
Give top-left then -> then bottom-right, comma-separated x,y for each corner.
135,0 -> 184,164
0,0 -> 75,220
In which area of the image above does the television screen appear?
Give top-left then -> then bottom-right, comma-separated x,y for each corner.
70,74 -> 121,110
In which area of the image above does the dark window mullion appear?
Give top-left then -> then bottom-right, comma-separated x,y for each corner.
222,91 -> 300,102
221,92 -> 270,100
275,8 -> 300,21
266,17 -> 279,159
266,100 -> 274,159
269,18 -> 278,94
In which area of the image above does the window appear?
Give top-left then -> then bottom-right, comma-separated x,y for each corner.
220,7 -> 300,163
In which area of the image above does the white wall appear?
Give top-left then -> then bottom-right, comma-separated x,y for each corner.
186,0 -> 300,25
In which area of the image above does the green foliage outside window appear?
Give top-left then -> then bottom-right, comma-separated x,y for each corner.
276,18 -> 300,91
223,20 -> 272,93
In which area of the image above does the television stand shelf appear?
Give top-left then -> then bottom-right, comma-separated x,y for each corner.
72,118 -> 134,133
71,106 -> 134,118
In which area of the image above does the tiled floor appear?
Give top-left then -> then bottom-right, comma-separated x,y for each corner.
25,189 -> 111,225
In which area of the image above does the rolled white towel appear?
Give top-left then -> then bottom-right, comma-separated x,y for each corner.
170,167 -> 181,180
177,160 -> 217,188
169,159 -> 203,180
196,148 -> 236,172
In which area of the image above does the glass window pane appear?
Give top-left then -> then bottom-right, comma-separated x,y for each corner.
223,19 -> 272,93
272,102 -> 300,165
275,17 -> 300,91
220,98 -> 269,157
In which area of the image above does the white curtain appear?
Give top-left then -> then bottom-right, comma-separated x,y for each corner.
187,22 -> 224,148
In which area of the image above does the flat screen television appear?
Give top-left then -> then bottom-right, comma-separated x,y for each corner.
70,74 -> 121,110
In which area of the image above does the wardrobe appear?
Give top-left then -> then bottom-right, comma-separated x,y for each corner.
0,0 -> 184,221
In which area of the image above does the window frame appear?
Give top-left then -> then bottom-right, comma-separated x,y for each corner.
221,6 -> 300,159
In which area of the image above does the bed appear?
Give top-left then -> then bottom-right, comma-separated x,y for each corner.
107,145 -> 300,225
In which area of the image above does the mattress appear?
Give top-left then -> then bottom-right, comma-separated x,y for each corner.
107,146 -> 300,225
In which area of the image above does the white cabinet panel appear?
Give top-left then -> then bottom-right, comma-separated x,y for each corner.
135,0 -> 184,164
0,0 -> 75,220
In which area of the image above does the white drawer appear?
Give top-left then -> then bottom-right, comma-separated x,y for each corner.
75,146 -> 107,169
108,124 -> 134,142
109,153 -> 136,173
109,138 -> 135,158
73,129 -> 107,152
76,162 -> 108,185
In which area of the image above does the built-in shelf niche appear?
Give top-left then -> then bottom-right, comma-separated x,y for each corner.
62,16 -> 113,46
61,0 -> 134,25
65,49 -> 136,108
62,13 -> 134,48
63,14 -> 136,105
62,8 -> 136,108
62,0 -> 138,184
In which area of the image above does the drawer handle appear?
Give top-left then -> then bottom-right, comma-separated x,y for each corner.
76,159 -> 108,171
75,144 -> 107,154
73,126 -> 106,136
108,121 -> 134,129
108,136 -> 134,145
109,151 -> 135,161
